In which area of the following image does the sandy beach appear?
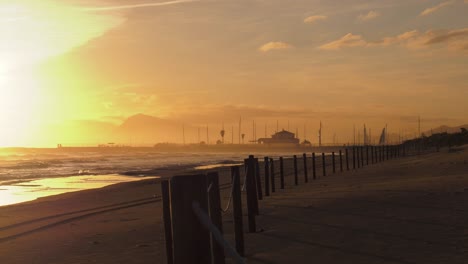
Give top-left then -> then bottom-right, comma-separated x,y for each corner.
0,146 -> 467,263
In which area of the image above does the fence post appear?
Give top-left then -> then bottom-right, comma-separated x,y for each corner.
170,174 -> 211,264
231,166 -> 244,257
207,172 -> 225,264
346,148 -> 349,171
303,153 -> 309,183
339,150 -> 343,172
322,153 -> 326,176
255,159 -> 263,201
357,147 -> 360,169
293,155 -> 298,185
366,146 -> 369,165
279,157 -> 285,189
264,157 -> 270,197
332,152 -> 336,174
361,146 -> 364,167
353,147 -> 356,169
161,180 -> 174,264
312,152 -> 317,180
270,158 -> 276,193
246,156 -> 258,231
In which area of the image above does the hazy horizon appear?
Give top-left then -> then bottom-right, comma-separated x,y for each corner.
1,0 -> 467,147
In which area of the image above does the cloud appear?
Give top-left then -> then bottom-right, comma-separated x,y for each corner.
82,0 -> 197,12
357,11 -> 380,22
420,1 -> 454,16
259,42 -> 293,52
318,33 -> 367,50
303,15 -> 327,24
319,28 -> 468,52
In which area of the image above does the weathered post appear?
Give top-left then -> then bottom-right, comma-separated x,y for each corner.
279,157 -> 285,189
161,180 -> 174,264
170,174 -> 211,264
303,153 -> 308,183
207,172 -> 225,264
322,153 -> 326,176
332,152 -> 336,173
264,157 -> 270,197
386,145 -> 389,160
255,159 -> 263,200
353,147 -> 356,169
361,146 -> 364,167
231,166 -> 244,257
371,146 -> 374,164
357,147 -> 361,169
346,148 -> 350,171
312,152 -> 317,180
270,158 -> 276,193
246,156 -> 257,232
293,155 -> 298,185
339,150 -> 343,172
366,146 -> 369,165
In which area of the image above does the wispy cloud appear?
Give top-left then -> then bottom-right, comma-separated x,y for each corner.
420,1 -> 454,16
357,11 -> 380,22
319,28 -> 468,52
82,0 -> 197,12
259,42 -> 293,52
303,15 -> 327,24
318,33 -> 367,50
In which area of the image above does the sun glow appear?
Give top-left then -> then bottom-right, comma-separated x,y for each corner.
0,0 -> 124,147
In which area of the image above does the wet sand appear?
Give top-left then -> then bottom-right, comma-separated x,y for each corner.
0,146 -> 467,263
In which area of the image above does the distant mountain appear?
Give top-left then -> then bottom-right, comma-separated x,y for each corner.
423,124 -> 468,135
114,114 -> 184,144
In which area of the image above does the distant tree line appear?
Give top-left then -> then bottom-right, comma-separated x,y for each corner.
403,128 -> 468,149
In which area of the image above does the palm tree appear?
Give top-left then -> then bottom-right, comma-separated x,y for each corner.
220,129 -> 225,144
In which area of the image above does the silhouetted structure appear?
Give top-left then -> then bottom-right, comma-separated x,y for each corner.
257,129 -> 300,145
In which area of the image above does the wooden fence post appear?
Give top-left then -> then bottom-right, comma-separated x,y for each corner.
312,153 -> 317,180
353,147 -> 356,169
346,148 -> 350,171
293,155 -> 299,185
264,157 -> 270,197
270,158 -> 276,193
170,174 -> 211,264
207,172 -> 225,264
246,156 -> 258,231
339,150 -> 343,172
361,146 -> 364,167
255,159 -> 263,200
231,166 -> 244,257
322,153 -> 326,176
303,153 -> 309,183
366,146 -> 369,165
357,147 -> 361,169
332,152 -> 336,174
279,157 -> 285,189
161,180 -> 174,264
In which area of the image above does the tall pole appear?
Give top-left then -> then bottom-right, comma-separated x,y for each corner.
182,124 -> 186,145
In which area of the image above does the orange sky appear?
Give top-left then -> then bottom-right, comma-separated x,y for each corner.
0,0 -> 467,146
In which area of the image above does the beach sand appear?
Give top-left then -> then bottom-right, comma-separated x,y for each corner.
0,146 -> 467,263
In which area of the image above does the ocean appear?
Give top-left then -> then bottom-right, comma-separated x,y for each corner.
0,147 -> 292,206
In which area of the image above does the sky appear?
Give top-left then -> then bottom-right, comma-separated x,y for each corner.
0,0 -> 467,146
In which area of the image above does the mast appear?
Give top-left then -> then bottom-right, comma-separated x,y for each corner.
318,121 -> 322,147
182,124 -> 186,145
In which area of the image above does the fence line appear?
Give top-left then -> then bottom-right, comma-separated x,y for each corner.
162,143 -> 435,264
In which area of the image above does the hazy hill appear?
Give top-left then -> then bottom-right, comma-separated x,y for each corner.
114,114 -> 184,144
423,124 -> 468,135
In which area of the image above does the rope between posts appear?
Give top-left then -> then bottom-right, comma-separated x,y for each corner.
221,173 -> 235,213
241,164 -> 248,192
192,201 -> 246,264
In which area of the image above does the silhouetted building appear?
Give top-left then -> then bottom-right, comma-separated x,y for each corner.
258,129 -> 300,145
